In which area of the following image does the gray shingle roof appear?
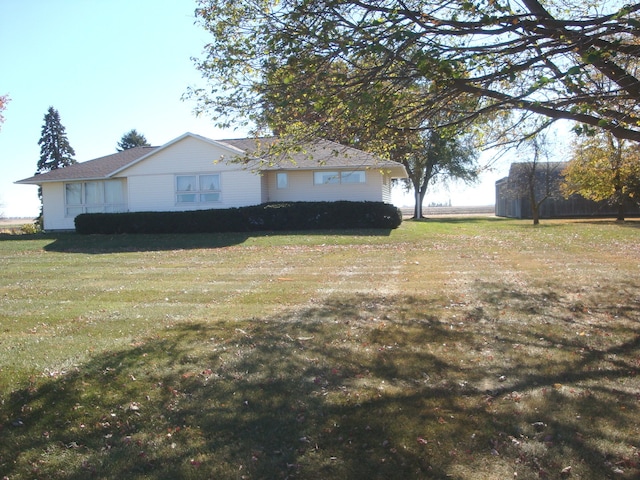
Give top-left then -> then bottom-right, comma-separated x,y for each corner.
220,137 -> 403,170
16,134 -> 406,185
15,146 -> 159,184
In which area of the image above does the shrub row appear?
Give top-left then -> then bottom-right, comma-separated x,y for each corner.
74,201 -> 403,234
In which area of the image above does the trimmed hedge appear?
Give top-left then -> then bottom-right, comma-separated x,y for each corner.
74,201 -> 403,234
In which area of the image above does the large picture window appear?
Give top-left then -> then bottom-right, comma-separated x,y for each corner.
65,180 -> 126,216
314,170 -> 366,185
313,171 -> 340,185
176,174 -> 221,204
340,171 -> 366,184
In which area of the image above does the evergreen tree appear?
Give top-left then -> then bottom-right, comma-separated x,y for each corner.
117,129 -> 150,151
37,107 -> 76,173
36,107 -> 76,226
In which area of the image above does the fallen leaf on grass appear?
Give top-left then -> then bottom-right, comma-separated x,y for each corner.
531,422 -> 547,432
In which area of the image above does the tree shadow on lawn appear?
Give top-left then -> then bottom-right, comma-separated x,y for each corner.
1,292 -> 638,479
406,216 -> 505,224
578,218 -> 640,229
41,232 -> 252,253
0,232 -> 250,252
0,228 -> 393,254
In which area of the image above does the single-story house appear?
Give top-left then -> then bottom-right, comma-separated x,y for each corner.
16,132 -> 407,230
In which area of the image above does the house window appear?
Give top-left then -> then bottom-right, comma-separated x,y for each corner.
341,170 -> 366,184
176,174 -> 221,204
314,171 -> 340,185
314,170 -> 366,185
276,172 -> 288,189
64,180 -> 126,216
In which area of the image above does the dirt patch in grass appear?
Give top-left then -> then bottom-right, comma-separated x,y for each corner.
0,219 -> 638,479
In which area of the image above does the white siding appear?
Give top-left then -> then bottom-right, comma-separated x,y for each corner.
122,136 -> 230,176
260,174 -> 269,203
126,174 -> 175,211
41,180 -> 130,231
41,182 -> 75,230
381,174 -> 393,203
37,135 -> 401,230
264,169 -> 385,203
123,136 -> 262,211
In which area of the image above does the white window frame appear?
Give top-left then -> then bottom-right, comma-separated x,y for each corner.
176,174 -> 221,204
64,180 -> 126,217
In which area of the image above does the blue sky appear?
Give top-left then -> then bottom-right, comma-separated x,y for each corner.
0,0 -> 501,218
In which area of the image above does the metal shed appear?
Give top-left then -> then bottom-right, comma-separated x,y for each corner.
495,162 -> 640,219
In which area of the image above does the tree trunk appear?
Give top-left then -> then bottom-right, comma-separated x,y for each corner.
616,201 -> 625,222
529,181 -> 540,225
413,184 -> 430,219
420,187 -> 428,217
614,182 -> 625,221
532,205 -> 540,225
413,189 -> 422,219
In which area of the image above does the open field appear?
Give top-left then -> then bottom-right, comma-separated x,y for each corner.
0,218 -> 639,479
400,205 -> 495,217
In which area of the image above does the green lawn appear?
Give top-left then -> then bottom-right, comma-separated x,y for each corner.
1,218 -> 639,479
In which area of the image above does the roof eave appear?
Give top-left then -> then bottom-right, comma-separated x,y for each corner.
15,175 -> 110,185
261,163 -> 407,174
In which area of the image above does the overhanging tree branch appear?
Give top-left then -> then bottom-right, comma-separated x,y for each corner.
191,0 -> 640,144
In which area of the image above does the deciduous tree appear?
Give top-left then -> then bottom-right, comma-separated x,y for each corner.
258,59 -> 482,217
190,0 -> 640,144
399,129 -> 479,219
505,134 -> 562,225
562,132 -> 640,221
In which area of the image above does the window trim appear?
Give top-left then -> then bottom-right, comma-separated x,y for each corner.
175,173 -> 221,204
64,180 -> 126,217
276,172 -> 288,189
